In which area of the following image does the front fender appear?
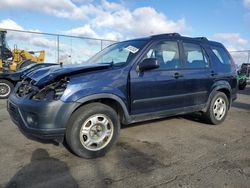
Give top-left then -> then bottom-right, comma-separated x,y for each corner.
76,93 -> 130,123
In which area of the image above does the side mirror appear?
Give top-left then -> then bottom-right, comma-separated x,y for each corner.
137,58 -> 159,72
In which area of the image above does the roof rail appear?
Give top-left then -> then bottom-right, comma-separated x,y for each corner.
151,33 -> 181,37
194,37 -> 208,41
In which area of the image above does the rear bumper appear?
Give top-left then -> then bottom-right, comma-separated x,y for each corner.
231,88 -> 237,105
7,92 -> 80,141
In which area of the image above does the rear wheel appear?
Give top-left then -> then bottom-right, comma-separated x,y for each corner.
203,91 -> 229,125
66,103 -> 120,158
0,79 -> 14,99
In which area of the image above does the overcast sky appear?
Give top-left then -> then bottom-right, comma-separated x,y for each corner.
0,0 -> 249,63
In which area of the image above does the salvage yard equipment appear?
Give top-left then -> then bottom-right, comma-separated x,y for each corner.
0,30 -> 45,73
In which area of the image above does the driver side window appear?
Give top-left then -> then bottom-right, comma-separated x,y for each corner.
143,41 -> 180,70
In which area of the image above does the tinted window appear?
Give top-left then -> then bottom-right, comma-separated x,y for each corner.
212,46 -> 231,64
144,41 -> 180,70
183,43 -> 209,69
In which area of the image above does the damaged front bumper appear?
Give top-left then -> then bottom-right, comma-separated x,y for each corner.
7,84 -> 80,142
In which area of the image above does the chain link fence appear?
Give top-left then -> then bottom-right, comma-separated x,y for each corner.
229,50 -> 250,66
2,28 -> 250,66
1,28 -> 116,64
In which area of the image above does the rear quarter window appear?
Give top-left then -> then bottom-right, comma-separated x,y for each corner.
211,46 -> 231,65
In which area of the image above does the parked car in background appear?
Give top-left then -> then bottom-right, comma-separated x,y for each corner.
7,33 -> 237,158
237,71 -> 247,90
240,63 -> 250,83
0,63 -> 58,98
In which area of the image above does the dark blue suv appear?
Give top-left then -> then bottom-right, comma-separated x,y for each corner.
7,33 -> 237,158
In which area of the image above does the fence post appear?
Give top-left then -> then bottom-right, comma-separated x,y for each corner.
57,35 -> 60,64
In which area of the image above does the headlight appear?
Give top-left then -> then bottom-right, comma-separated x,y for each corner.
32,77 -> 69,101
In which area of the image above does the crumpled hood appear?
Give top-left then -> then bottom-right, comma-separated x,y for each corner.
25,64 -> 111,86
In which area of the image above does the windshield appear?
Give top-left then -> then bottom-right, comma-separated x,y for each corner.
86,40 -> 147,66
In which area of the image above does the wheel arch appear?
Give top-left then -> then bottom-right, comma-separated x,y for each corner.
204,82 -> 232,112
74,94 -> 130,124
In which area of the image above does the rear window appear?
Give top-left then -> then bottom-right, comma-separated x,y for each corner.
183,42 -> 209,69
211,46 -> 231,64
143,41 -> 180,70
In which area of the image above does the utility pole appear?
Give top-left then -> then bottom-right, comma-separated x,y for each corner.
57,35 -> 60,64
248,50 -> 250,63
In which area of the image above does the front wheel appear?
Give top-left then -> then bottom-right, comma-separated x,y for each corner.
203,91 -> 229,125
66,103 -> 120,158
0,79 -> 14,99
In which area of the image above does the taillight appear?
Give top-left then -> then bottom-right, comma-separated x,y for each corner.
229,54 -> 237,73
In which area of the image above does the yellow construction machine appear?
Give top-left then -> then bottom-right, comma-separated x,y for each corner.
0,30 -> 45,72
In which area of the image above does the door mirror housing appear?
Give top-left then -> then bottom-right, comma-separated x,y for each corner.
137,58 -> 159,72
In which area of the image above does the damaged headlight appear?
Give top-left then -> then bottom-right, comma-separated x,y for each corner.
17,78 -> 35,97
32,77 -> 69,101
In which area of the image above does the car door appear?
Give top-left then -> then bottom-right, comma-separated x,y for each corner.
178,40 -> 212,107
129,40 -> 188,115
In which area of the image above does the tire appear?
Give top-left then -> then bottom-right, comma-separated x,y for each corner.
203,91 -> 229,125
0,79 -> 14,99
239,82 -> 246,90
17,60 -> 35,70
66,103 -> 120,158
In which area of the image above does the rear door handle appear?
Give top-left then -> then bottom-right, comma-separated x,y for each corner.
210,71 -> 218,77
174,72 -> 184,79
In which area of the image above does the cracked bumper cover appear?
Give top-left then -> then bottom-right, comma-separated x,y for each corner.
7,91 -> 80,141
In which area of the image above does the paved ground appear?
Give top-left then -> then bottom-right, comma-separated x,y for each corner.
0,87 -> 250,188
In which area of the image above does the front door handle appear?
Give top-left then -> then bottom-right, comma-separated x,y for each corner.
174,72 -> 184,79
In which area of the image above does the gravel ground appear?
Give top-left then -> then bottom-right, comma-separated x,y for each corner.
0,86 -> 250,188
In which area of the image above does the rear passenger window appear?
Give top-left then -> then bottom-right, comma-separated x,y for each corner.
183,43 -> 209,69
212,46 -> 231,64
144,41 -> 180,70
